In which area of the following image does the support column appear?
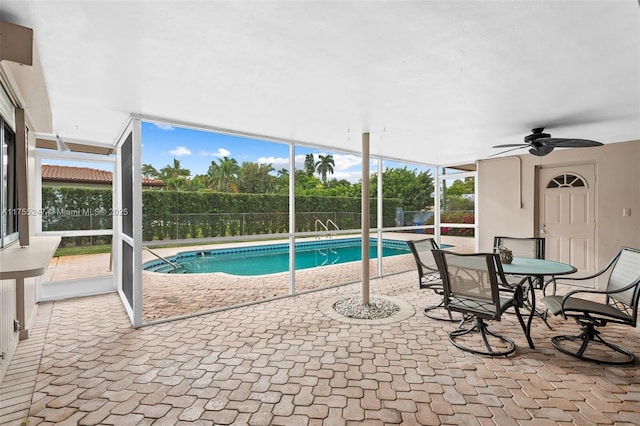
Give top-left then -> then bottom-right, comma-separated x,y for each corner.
288,143 -> 296,295
16,278 -> 27,340
361,133 -> 370,305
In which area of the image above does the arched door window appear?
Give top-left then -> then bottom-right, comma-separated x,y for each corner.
546,173 -> 587,189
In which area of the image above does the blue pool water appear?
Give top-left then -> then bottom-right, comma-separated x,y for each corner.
143,238 -> 412,276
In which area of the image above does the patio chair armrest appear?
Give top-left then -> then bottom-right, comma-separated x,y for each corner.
557,288 -> 610,314
557,278 -> 639,314
498,281 -> 524,306
557,249 -> 627,286
560,274 -> 600,283
512,283 -> 524,306
499,280 -> 518,291
551,265 -> 616,296
562,279 -> 639,300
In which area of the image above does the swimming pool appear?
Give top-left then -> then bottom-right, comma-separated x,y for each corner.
143,238 -> 412,276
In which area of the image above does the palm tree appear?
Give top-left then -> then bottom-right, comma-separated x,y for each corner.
205,161 -> 220,190
275,168 -> 289,194
159,159 -> 190,191
315,154 -> 335,184
160,158 -> 190,179
217,156 -> 240,192
304,154 -> 315,176
277,168 -> 289,179
141,163 -> 159,178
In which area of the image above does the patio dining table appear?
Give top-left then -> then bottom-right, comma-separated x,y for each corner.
501,257 -> 576,348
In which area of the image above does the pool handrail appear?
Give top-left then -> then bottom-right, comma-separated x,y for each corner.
315,219 -> 340,238
143,246 -> 190,273
314,219 -> 328,232
326,219 -> 340,232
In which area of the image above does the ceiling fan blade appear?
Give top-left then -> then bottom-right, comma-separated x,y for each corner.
491,144 -> 529,148
543,138 -> 604,148
488,146 -> 528,157
497,126 -> 604,157
529,145 -> 555,156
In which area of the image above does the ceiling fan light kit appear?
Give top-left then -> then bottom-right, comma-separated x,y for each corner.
492,127 -> 604,157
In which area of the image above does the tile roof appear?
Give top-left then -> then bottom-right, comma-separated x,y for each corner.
41,164 -> 164,187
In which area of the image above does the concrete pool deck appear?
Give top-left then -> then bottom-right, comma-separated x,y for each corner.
44,235 -> 475,323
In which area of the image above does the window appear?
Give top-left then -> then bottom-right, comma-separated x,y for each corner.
1,118 -> 18,248
546,173 -> 586,189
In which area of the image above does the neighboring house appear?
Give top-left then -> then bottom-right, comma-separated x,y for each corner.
41,165 -> 164,190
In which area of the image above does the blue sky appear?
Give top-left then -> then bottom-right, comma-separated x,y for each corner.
42,121 -> 432,182
142,121 -> 432,183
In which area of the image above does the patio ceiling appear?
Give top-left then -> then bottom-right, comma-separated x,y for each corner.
2,1 -> 639,166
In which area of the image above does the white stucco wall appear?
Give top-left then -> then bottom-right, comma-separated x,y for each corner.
478,139 -> 640,279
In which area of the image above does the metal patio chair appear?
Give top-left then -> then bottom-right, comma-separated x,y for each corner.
407,238 -> 461,322
432,250 -> 529,356
493,236 -> 546,286
541,246 -> 640,365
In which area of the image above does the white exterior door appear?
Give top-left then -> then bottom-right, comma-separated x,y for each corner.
539,164 -> 596,286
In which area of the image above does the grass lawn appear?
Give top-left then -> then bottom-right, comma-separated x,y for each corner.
55,244 -> 112,257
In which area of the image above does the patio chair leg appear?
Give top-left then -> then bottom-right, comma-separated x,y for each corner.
550,323 -> 635,365
539,309 -> 553,330
449,318 -> 516,357
423,300 -> 464,322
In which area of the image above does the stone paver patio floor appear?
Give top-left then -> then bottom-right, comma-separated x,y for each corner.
1,267 -> 640,425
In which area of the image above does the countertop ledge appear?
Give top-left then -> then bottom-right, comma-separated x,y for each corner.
0,236 -> 61,279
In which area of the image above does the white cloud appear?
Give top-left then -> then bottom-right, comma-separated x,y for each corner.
252,153 -> 366,183
153,123 -> 174,131
258,156 -> 289,168
293,154 -> 308,169
333,153 -> 362,170
200,148 -> 231,158
332,170 -> 363,183
292,153 -> 364,183
169,146 -> 192,156
297,152 -> 362,170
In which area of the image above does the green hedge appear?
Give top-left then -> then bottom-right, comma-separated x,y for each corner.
141,192 -> 402,241
42,187 -> 113,247
42,187 -> 404,242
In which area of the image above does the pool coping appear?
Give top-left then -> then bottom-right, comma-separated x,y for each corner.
142,237 -> 411,274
